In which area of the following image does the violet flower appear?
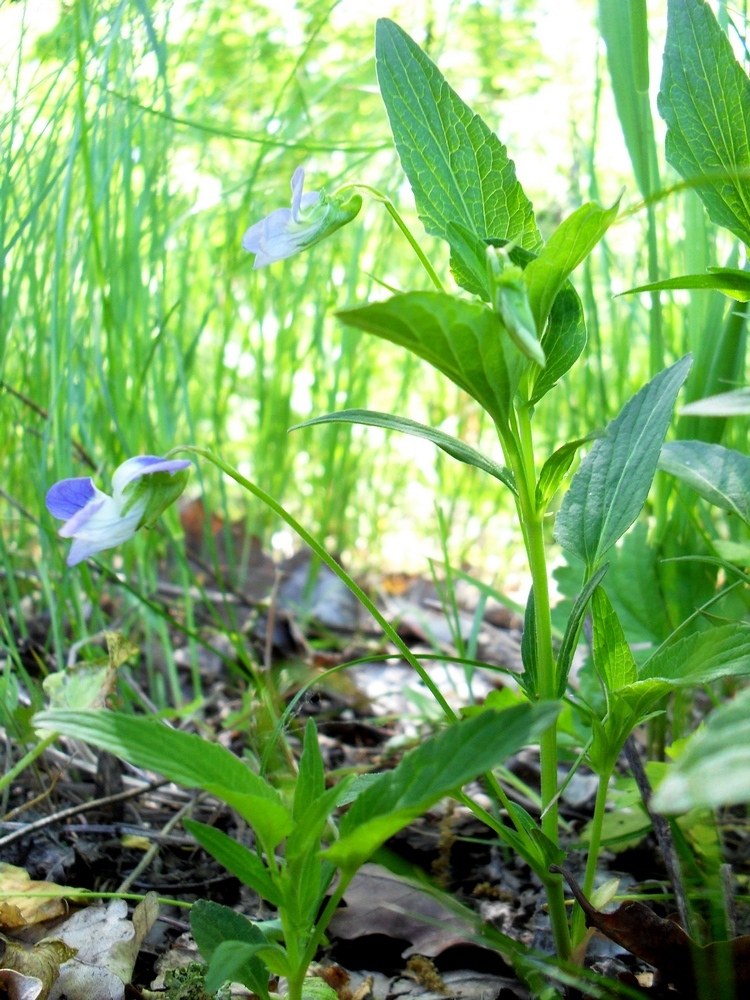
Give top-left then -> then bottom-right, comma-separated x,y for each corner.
46,456 -> 191,566
242,167 -> 362,267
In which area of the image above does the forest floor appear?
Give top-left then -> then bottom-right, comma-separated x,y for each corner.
1,511 -> 738,1000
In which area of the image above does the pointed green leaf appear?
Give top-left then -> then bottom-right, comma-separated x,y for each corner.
326,702 -> 559,871
375,18 -> 541,296
592,586 -> 637,692
659,440 -> 750,525
554,356 -> 692,569
640,622 -> 750,686
294,718 -> 325,822
528,282 -> 587,405
599,0 -> 659,199
588,680 -> 670,776
624,268 -> 750,302
519,587 -> 538,699
336,293 -> 523,428
555,564 -> 610,697
183,819 -> 282,907
208,788 -> 293,852
682,387 -> 750,417
292,409 -> 516,494
34,709 -> 276,801
33,709 -> 293,851
191,900 -> 273,998
653,688 -> 750,813
535,433 -> 602,513
524,199 -> 620,336
658,0 -> 750,245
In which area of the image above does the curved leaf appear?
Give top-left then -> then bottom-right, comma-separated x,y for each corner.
326,702 -> 559,871
623,268 -> 750,302
653,688 -> 750,814
524,199 -> 620,335
640,622 -> 750,686
681,387 -> 750,417
292,409 -> 516,494
658,439 -> 750,525
658,0 -> 750,245
554,355 -> 692,569
375,17 -> 541,298
555,564 -> 609,697
336,293 -> 523,428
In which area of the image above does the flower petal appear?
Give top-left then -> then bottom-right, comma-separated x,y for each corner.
112,456 -> 191,497
290,167 -> 305,221
61,495 -> 147,566
46,478 -> 97,520
58,498 -> 107,538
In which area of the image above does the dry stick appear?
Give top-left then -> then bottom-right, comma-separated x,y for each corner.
1,381 -> 97,470
117,793 -> 203,894
624,735 -> 692,934
721,863 -> 738,939
0,780 -> 168,849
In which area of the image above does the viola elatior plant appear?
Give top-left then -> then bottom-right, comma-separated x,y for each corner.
46,456 -> 190,565
34,3 -> 750,995
242,167 -> 362,268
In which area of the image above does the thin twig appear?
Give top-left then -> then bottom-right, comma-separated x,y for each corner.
117,793 -> 202,893
0,780 -> 168,849
1,381 -> 97,469
721,863 -> 737,938
624,735 -> 692,934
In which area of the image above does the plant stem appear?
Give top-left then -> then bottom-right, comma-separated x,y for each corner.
173,447 -> 457,723
336,183 -> 445,292
571,769 -> 610,945
500,411 -> 570,959
0,732 -> 58,797
300,870 -> 354,972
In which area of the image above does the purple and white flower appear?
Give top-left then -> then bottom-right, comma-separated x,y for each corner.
242,167 -> 362,268
46,456 -> 191,567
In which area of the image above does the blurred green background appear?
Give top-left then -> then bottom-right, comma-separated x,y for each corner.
1,0 -> 747,694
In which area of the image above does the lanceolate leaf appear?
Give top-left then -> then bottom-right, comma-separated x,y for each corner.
337,293 -> 523,428
653,688 -> 750,814
555,563 -> 609,697
487,242 -> 588,406
659,0 -> 750,245
183,819 -> 282,907
624,268 -> 750,302
536,433 -> 602,512
34,710 -> 278,801
519,587 -> 538,698
34,709 -> 293,850
375,18 -> 541,296
292,409 -> 516,494
529,283 -> 587,405
640,622 -> 750,685
658,440 -> 750,524
599,0 -> 659,199
524,199 -> 620,336
682,387 -> 750,417
326,702 -> 559,871
592,586 -> 637,693
554,355 -> 692,570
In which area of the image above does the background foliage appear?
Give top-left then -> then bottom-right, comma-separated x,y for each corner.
1,0 -> 749,699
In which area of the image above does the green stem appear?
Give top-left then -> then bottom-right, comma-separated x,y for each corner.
171,448 -> 456,722
336,184 -> 445,292
498,412 -> 571,959
0,732 -> 58,796
571,769 -> 611,945
300,870 -> 354,972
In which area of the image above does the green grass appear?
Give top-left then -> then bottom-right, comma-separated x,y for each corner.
1,0 -> 749,709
